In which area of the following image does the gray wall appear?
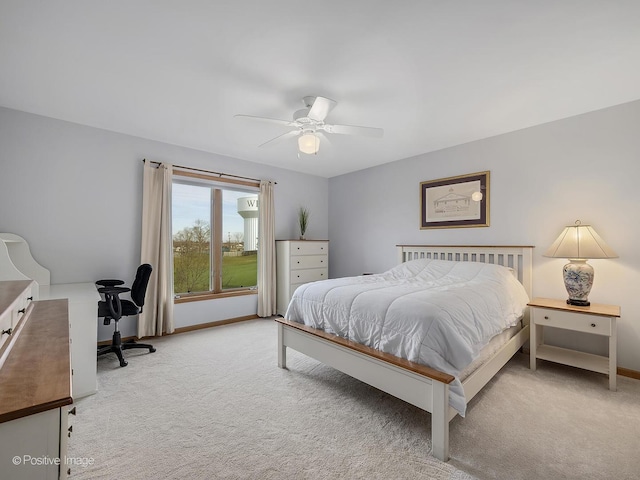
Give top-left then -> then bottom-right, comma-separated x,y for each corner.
0,107 -> 328,339
328,100 -> 640,372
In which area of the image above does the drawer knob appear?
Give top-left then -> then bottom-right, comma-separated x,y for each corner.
591,323 -> 596,328
27,296 -> 33,301
1,328 -> 12,336
18,308 -> 26,314
69,406 -> 77,416
544,316 -> 549,320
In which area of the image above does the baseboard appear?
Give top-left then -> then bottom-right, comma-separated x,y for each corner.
617,367 -> 640,381
97,314 -> 260,345
173,314 -> 259,334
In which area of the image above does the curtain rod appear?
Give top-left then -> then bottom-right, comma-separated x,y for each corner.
143,159 -> 276,184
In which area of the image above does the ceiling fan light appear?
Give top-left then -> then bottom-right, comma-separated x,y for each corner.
298,133 -> 319,154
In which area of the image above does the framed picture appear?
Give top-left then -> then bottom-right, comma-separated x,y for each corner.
420,171 -> 490,229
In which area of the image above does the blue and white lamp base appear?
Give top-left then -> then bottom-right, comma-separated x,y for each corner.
563,259 -> 594,306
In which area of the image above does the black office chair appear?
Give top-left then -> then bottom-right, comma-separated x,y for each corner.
97,264 -> 156,367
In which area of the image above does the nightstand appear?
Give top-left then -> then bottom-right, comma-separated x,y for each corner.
528,297 -> 621,390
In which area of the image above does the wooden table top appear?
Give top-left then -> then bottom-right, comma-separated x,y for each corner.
528,297 -> 620,318
0,299 -> 73,423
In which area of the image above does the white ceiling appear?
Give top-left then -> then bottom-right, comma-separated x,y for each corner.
1,1 -> 640,178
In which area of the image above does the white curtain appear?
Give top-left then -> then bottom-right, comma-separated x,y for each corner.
139,161 -> 175,336
257,180 -> 276,317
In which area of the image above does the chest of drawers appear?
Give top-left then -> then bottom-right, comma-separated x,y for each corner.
0,282 -> 74,479
276,240 -> 328,316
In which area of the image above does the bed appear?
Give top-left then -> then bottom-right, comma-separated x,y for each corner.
275,244 -> 533,461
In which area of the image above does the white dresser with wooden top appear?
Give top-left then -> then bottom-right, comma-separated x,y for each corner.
0,281 -> 74,479
276,240 -> 329,316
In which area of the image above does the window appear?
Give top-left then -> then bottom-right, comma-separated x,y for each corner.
172,176 -> 259,298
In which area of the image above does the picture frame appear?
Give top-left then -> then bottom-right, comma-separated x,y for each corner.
420,171 -> 490,229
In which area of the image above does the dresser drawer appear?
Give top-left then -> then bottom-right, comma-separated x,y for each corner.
0,283 -> 34,350
290,268 -> 328,284
289,241 -> 328,256
290,280 -> 323,298
13,290 -> 34,328
289,284 -> 302,299
534,308 -> 612,336
291,254 -> 327,270
0,309 -> 12,351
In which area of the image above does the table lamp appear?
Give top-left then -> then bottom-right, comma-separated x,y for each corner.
543,220 -> 617,306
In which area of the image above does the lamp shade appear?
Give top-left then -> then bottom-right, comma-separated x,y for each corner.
298,133 -> 319,154
543,220 -> 617,260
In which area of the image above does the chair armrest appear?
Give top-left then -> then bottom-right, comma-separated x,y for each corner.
96,279 -> 125,287
101,289 -> 123,320
98,286 -> 131,295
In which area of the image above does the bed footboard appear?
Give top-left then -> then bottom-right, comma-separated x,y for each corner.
276,318 -> 455,461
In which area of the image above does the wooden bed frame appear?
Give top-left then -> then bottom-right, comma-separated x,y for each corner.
276,245 -> 534,461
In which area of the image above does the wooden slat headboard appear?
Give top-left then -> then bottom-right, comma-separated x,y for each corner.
396,245 -> 534,300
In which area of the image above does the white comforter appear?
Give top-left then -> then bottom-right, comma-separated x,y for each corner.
284,258 -> 529,416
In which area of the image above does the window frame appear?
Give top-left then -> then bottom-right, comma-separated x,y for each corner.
172,169 -> 259,303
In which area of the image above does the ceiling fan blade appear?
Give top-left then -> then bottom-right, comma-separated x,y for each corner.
258,130 -> 300,148
307,96 -> 337,122
235,114 -> 296,127
322,123 -> 384,138
316,131 -> 331,145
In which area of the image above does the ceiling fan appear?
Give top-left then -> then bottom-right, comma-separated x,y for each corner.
235,96 -> 383,155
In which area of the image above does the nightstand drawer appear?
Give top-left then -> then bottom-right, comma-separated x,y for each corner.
534,308 -> 611,336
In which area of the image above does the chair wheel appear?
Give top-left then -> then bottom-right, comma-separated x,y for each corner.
120,360 -> 128,367
150,347 -> 156,353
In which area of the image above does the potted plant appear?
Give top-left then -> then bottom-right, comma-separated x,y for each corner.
298,206 -> 309,240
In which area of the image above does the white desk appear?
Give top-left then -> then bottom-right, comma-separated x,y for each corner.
1,233 -> 99,399
40,283 -> 99,399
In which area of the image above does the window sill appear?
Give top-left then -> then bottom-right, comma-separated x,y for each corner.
174,289 -> 257,304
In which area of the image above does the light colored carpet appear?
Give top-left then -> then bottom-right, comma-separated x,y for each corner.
68,319 -> 640,479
